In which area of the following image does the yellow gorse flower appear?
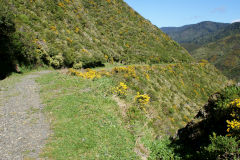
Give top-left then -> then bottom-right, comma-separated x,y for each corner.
227,119 -> 240,129
113,82 -> 128,96
135,92 -> 150,105
69,68 -> 101,80
230,98 -> 240,108
226,98 -> 240,134
112,66 -> 137,78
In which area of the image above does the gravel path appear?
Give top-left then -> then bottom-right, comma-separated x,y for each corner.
0,71 -> 51,160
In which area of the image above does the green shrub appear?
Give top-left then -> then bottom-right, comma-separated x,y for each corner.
73,62 -> 83,69
203,133 -> 240,160
149,137 -> 181,160
215,85 -> 240,111
51,55 -> 63,68
0,3 -> 25,78
18,14 -> 30,25
63,49 -> 76,67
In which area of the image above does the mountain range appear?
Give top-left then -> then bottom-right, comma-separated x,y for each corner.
162,21 -> 240,81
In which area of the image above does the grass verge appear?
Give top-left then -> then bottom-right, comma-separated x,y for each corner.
36,71 -> 138,159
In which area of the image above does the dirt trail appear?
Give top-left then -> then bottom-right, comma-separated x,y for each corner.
0,71 -> 51,160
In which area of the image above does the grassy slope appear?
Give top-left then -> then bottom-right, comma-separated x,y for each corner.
37,63 -> 229,159
192,34 -> 240,81
3,0 -> 191,68
37,72 -> 138,159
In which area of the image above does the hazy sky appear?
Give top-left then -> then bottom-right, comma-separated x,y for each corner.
123,0 -> 240,27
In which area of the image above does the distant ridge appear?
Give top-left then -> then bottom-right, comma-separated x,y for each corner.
162,21 -> 240,81
161,21 -> 229,45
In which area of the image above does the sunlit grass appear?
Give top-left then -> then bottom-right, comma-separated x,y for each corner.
37,72 -> 138,159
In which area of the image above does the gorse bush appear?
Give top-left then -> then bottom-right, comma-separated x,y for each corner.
135,92 -> 150,105
226,98 -> 240,137
113,82 -> 128,96
69,68 -> 102,80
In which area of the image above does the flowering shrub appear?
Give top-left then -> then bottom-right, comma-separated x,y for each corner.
135,92 -> 150,105
226,98 -> 240,137
113,82 -> 128,96
199,59 -> 209,67
69,68 -> 101,80
112,66 -> 137,78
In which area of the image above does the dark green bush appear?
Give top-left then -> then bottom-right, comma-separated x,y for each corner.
0,4 -> 23,78
63,50 -> 76,67
203,133 -> 240,160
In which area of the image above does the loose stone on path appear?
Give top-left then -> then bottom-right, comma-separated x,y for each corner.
0,71 -> 51,160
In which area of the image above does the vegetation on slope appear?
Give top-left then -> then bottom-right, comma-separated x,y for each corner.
0,4 -> 26,79
37,62 -> 229,159
0,0 -> 191,79
128,85 -> 240,160
162,22 -> 240,81
192,34 -> 240,81
171,85 -> 240,160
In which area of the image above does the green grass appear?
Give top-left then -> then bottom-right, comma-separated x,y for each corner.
36,62 -> 229,159
36,72 -> 138,159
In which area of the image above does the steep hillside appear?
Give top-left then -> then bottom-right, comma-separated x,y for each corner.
36,62 -> 229,159
0,0 -> 191,78
161,21 -> 229,47
173,85 -> 240,159
192,34 -> 240,81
